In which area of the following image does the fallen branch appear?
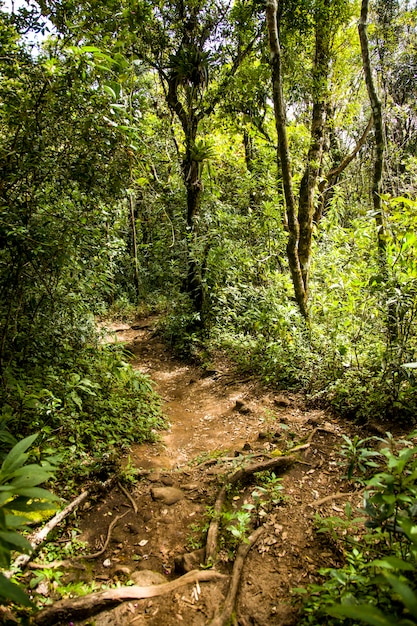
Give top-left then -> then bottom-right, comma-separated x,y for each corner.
209,526 -> 265,626
118,481 -> 138,514
32,569 -> 228,626
73,511 -> 128,560
9,490 -> 89,574
205,455 -> 294,564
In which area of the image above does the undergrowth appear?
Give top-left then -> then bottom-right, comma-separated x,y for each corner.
295,431 -> 417,625
1,340 -> 165,494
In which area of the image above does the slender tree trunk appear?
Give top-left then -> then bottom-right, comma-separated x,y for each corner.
298,11 -> 330,293
358,0 -> 385,256
128,193 -> 140,298
266,0 -> 308,319
183,132 -> 204,315
358,0 -> 397,342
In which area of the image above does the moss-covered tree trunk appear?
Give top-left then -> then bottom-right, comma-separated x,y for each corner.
266,0 -> 331,319
358,0 -> 397,342
266,0 -> 308,319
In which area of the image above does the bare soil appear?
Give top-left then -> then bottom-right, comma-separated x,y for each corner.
53,320 -> 369,625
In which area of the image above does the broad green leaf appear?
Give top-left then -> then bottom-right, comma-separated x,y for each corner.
0,573 -> 33,607
1,434 -> 38,476
327,603 -> 395,625
9,487 -> 59,501
384,572 -> 417,618
0,531 -> 32,552
370,556 -> 415,571
11,464 -> 53,480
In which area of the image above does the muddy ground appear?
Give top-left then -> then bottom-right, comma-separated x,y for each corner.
35,320 -> 371,625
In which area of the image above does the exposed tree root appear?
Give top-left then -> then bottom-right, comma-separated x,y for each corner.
310,488 -> 365,508
32,569 -> 228,626
205,455 -> 295,564
73,511 -> 128,560
118,480 -> 138,513
10,490 -> 89,574
209,526 -> 265,626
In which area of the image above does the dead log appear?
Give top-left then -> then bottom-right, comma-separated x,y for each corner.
32,569 -> 227,626
209,526 -> 265,626
205,455 -> 294,564
9,491 -> 89,574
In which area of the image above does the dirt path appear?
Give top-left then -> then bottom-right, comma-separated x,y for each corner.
68,320 -> 364,626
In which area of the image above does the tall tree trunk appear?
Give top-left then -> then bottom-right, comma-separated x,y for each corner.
167,77 -> 204,315
358,0 -> 397,342
128,193 -> 140,299
266,0 -> 308,319
183,133 -> 204,314
358,0 -> 385,257
298,9 -> 330,294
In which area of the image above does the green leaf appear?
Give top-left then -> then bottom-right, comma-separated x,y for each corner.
384,572 -> 417,618
7,487 -> 59,501
103,85 -> 117,99
370,556 -> 415,571
1,434 -> 38,476
0,572 -> 33,607
0,531 -> 32,552
327,603 -> 395,625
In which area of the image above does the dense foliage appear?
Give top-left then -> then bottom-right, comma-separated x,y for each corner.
0,0 -> 416,615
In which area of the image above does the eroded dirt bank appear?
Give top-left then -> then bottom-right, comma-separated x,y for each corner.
65,320 -> 365,625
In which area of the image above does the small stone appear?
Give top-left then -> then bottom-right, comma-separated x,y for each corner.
174,549 -> 205,574
113,566 -> 131,579
151,487 -> 184,505
148,471 -> 162,483
182,482 -> 199,490
35,580 -> 49,596
161,476 -> 174,486
201,369 -> 217,378
234,400 -> 251,414
274,395 -> 291,408
131,570 -> 168,586
103,559 -> 112,567
127,523 -> 139,534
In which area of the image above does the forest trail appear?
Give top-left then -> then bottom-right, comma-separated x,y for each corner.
71,319 -> 365,626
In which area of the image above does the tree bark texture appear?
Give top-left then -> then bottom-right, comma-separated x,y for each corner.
358,0 -> 397,342
298,11 -> 331,293
266,0 -> 308,320
358,0 -> 385,254
166,74 -> 204,314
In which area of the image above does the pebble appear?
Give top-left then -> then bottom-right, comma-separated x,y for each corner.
151,487 -> 185,505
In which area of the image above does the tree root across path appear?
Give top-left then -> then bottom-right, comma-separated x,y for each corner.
205,454 -> 295,563
209,526 -> 265,626
32,570 -> 228,626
